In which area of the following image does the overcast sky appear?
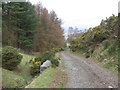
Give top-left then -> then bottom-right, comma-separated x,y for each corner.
29,0 -> 119,31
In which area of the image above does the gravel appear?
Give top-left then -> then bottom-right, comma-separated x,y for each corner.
60,51 -> 118,88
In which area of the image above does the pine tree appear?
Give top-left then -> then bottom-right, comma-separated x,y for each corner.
2,2 -> 37,51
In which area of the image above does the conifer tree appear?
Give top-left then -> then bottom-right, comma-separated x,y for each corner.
2,2 -> 37,51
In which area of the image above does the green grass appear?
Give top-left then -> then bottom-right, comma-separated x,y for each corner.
2,52 -> 35,88
25,60 -> 67,88
71,41 -> 118,74
2,68 -> 26,88
17,53 -> 35,81
19,53 -> 35,67
91,41 -> 118,74
2,51 -> 67,88
25,68 -> 57,88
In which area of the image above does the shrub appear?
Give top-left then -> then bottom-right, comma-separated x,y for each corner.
103,40 -> 110,49
55,53 -> 61,60
85,52 -> 90,58
35,50 -> 55,65
2,46 -> 23,70
52,48 -> 64,52
60,48 -> 64,51
52,48 -> 60,52
34,56 -> 46,65
32,48 -> 61,75
50,58 -> 59,67
93,30 -> 109,43
107,40 -> 118,55
30,60 -> 41,76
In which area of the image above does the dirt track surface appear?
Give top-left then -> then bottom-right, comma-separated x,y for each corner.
60,51 -> 118,88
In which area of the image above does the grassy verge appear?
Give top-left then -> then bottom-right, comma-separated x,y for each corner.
2,68 -> 26,88
25,68 -> 57,88
25,61 -> 67,88
91,42 -> 118,74
48,61 -> 67,88
71,48 -> 118,74
2,52 -> 34,88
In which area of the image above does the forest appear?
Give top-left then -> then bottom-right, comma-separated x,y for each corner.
2,1 -> 64,53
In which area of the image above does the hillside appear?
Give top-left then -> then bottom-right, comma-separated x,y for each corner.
69,15 -> 119,73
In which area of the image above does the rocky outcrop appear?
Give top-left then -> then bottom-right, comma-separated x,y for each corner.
40,60 -> 51,73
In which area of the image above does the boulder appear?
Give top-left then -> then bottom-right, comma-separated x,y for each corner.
40,60 -> 51,73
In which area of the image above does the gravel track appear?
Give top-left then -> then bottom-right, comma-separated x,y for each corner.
60,51 -> 118,88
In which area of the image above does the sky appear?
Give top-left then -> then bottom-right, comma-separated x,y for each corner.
29,0 -> 119,31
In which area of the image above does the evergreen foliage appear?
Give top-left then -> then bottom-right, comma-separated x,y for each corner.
2,1 -> 65,53
2,2 -> 37,51
2,46 -> 23,70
